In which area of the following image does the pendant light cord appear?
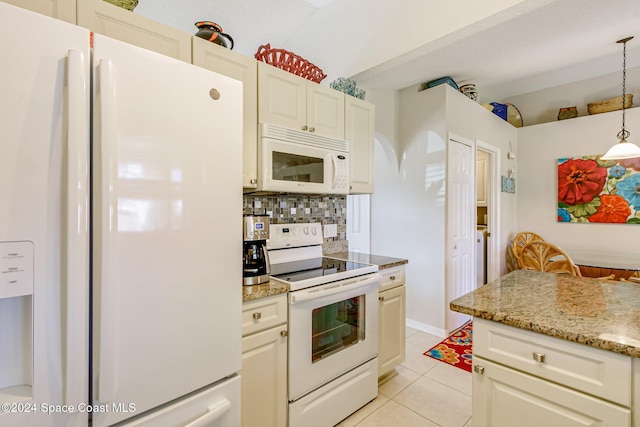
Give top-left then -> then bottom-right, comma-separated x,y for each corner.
617,37 -> 633,141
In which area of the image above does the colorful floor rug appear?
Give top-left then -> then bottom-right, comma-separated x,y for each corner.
424,321 -> 473,373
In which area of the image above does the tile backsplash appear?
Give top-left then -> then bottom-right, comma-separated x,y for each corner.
243,194 -> 348,253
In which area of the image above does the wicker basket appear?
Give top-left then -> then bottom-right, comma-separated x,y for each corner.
254,44 -> 327,83
587,94 -> 633,115
103,0 -> 138,11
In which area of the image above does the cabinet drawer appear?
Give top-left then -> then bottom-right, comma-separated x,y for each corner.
474,318 -> 631,406
378,266 -> 405,292
242,294 -> 287,337
473,356 -> 630,427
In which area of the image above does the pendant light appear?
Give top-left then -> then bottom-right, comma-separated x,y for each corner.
601,36 -> 640,161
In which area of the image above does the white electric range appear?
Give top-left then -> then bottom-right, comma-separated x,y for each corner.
267,222 -> 380,427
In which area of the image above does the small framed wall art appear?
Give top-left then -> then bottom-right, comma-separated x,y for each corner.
501,176 -> 515,193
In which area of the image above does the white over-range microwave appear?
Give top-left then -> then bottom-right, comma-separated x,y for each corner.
254,124 -> 350,194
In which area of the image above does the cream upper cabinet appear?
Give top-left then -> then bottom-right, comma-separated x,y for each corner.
192,37 -> 258,188
346,96 -> 375,194
476,151 -> 488,207
258,62 -> 345,140
378,266 -> 406,378
77,0 -> 191,62
3,0 -> 76,23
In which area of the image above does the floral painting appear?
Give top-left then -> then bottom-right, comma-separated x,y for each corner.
558,156 -> 640,224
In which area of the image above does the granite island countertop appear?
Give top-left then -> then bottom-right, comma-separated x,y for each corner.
450,269 -> 640,358
242,252 -> 407,302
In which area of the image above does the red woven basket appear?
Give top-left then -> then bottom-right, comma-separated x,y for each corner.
254,43 -> 327,83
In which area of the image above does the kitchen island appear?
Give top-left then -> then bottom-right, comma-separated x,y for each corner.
451,270 -> 640,427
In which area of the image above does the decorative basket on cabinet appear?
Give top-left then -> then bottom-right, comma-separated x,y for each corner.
254,43 -> 327,83
103,0 -> 138,11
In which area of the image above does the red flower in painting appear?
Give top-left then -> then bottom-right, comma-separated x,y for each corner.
558,159 -> 607,205
588,194 -> 631,223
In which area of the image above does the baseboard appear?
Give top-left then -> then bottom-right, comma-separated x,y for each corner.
406,318 -> 446,338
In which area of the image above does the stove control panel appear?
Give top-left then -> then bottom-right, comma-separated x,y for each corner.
267,223 -> 324,249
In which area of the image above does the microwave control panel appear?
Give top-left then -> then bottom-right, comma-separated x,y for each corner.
334,155 -> 349,193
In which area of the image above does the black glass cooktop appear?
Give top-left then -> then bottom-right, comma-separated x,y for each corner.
271,257 -> 372,283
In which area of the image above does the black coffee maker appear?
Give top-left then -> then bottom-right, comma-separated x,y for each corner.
243,214 -> 270,286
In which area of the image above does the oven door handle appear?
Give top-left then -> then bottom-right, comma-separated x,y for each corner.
289,273 -> 381,304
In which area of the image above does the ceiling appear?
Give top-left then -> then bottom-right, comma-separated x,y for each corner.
135,0 -> 640,100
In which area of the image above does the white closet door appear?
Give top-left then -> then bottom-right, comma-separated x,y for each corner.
446,136 -> 475,332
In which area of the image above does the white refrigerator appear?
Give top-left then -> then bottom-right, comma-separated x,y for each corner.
0,3 -> 242,426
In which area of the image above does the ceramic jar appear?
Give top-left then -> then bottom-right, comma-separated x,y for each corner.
459,84 -> 478,102
194,21 -> 234,50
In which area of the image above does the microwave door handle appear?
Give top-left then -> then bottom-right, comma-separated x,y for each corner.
331,155 -> 338,189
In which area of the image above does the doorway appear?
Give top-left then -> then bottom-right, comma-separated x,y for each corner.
476,140 -> 500,283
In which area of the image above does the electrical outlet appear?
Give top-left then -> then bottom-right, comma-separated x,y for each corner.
324,224 -> 337,238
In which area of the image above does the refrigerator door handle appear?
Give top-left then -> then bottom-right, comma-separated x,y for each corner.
66,49 -> 89,406
184,399 -> 232,427
96,57 -> 118,402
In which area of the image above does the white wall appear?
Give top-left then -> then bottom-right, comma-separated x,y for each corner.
371,84 -> 446,334
517,107 -> 640,257
365,89 -> 399,154
370,84 -> 518,334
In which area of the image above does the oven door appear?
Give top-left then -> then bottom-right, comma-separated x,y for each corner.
259,138 -> 349,194
288,273 -> 380,401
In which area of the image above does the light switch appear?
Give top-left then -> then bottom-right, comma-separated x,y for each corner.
324,224 -> 337,238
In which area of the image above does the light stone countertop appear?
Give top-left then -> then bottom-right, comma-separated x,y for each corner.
327,252 -> 408,270
450,270 -> 640,358
242,279 -> 289,303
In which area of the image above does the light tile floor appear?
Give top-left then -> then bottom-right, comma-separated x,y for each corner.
336,327 -> 472,427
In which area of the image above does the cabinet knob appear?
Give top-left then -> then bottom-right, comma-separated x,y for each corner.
308,127 -> 315,132
473,365 -> 485,375
280,330 -> 288,337
378,296 -> 384,301
250,178 -> 258,184
252,312 -> 261,320
389,275 -> 396,280
301,125 -> 308,131
533,352 -> 546,363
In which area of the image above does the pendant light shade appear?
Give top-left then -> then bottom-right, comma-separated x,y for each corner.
601,139 -> 640,160
600,36 -> 640,161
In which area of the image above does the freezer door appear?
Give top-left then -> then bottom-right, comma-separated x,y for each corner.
92,35 -> 243,427
118,375 -> 240,427
0,4 -> 90,427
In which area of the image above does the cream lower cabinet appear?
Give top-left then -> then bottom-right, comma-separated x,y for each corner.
378,266 -> 406,378
241,294 -> 288,427
473,318 -> 632,427
346,96 -> 375,194
77,0 -> 191,61
192,37 -> 258,189
2,0 -> 76,23
257,62 -> 345,140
